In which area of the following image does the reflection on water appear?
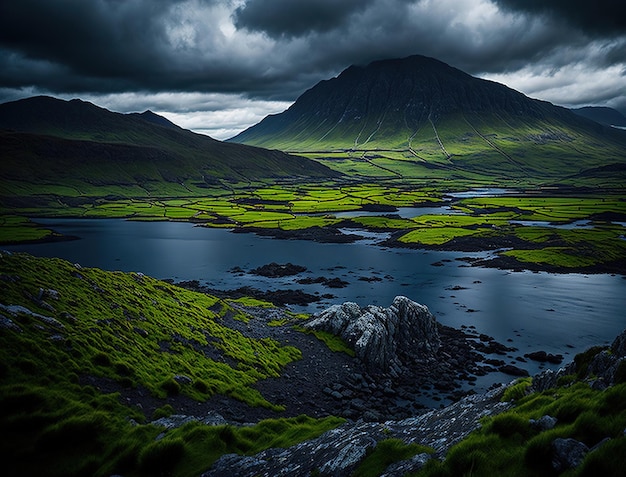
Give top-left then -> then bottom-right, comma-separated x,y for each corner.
5,218 -> 626,384
508,220 -> 594,229
445,188 -> 514,199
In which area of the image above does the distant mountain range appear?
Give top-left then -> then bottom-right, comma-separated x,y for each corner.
571,106 -> 626,128
230,55 -> 626,182
0,96 -> 337,197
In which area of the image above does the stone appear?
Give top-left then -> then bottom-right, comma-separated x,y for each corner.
0,303 -> 63,328
250,262 -> 307,277
304,296 -> 440,372
173,374 -> 192,386
611,328 -> 626,358
380,453 -> 432,477
551,438 -> 588,471
152,411 -> 227,430
525,350 -> 563,364
530,415 -> 557,431
0,315 -> 22,332
498,364 -> 529,377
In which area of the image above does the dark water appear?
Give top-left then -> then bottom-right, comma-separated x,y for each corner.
5,218 -> 626,384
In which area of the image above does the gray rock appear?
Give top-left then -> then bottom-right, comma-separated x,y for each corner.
0,315 -> 22,332
530,415 -> 557,431
0,303 -> 64,328
304,296 -> 440,372
611,328 -> 626,358
151,411 -> 227,430
202,387 -> 510,477
173,374 -> 192,386
380,453 -> 432,477
551,438 -> 588,472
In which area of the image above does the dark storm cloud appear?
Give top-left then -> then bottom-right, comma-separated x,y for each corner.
0,0 -> 255,94
493,0 -> 626,36
0,0 -> 624,132
0,0 -> 172,79
232,0 -> 376,38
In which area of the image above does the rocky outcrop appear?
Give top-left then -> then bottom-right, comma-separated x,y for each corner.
532,328 -> 626,393
551,438 -> 588,472
250,262 -> 307,277
304,296 -> 440,373
202,386 -> 510,477
151,412 -> 227,431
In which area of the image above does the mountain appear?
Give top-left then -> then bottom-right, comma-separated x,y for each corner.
0,96 -> 338,197
572,106 -> 626,128
230,55 -> 626,182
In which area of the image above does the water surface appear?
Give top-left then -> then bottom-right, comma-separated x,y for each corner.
5,218 -> 625,384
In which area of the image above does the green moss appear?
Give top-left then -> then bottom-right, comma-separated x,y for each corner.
0,253 -> 347,477
415,382 -> 626,477
0,252 -> 301,409
152,404 -> 175,420
353,438 -> 433,477
294,326 -> 356,357
501,377 -> 532,402
138,437 -> 186,476
574,346 -> 609,379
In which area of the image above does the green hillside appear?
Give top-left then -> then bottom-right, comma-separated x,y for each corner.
0,96 -> 339,199
1,252 -> 624,476
230,55 -> 626,185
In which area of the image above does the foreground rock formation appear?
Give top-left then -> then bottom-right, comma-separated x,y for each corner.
304,296 -> 441,373
203,386 -> 511,477
202,328 -> 626,477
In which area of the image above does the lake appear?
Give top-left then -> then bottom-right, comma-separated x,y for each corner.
5,217 -> 626,384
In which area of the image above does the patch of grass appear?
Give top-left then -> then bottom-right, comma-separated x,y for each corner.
0,215 -> 56,244
501,377 -> 532,402
415,382 -> 626,477
138,437 -> 186,476
398,226 -> 485,245
163,415 -> 345,476
0,252 -> 301,410
294,326 -> 356,357
0,253 -> 347,476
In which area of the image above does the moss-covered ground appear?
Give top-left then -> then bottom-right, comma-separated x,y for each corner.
0,251 -> 344,476
411,380 -> 626,477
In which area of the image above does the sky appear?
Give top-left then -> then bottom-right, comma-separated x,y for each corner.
1,0 -> 625,140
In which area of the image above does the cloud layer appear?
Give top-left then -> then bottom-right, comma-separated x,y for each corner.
1,0 -> 624,138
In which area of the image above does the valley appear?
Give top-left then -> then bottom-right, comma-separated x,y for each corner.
1,54 -> 626,477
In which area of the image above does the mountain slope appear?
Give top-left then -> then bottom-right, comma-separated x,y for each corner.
229,55 -> 626,182
0,96 -> 338,197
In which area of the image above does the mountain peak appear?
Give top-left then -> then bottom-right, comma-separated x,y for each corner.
132,110 -> 181,130
229,53 -> 552,149
228,54 -> 625,181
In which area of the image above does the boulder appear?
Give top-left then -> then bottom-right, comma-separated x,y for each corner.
381,453 -> 432,477
611,328 -> 626,358
304,296 -> 440,372
530,415 -> 557,431
551,438 -> 588,472
250,262 -> 306,277
202,387 -> 510,477
498,364 -> 529,377
152,412 -> 227,431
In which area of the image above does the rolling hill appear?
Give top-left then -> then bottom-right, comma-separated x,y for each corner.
0,96 -> 338,198
572,106 -> 626,128
229,55 -> 626,182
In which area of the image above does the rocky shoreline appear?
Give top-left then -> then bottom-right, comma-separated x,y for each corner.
128,292 -> 539,424
200,327 -> 626,477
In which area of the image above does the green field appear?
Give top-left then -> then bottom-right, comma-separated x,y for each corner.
2,183 -> 625,273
